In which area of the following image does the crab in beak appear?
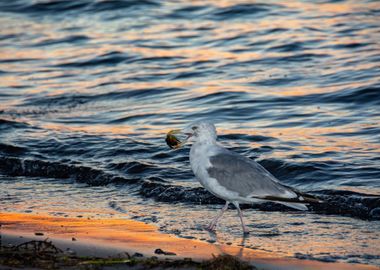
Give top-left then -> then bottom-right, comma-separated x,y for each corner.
165,129 -> 193,149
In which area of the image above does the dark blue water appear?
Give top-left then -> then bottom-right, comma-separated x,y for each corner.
1,0 -> 380,266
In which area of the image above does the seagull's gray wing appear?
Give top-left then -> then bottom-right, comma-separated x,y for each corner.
207,149 -> 296,199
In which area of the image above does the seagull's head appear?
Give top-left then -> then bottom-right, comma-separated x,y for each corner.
166,121 -> 217,149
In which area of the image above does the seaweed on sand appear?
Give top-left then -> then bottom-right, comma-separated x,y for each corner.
0,239 -> 256,269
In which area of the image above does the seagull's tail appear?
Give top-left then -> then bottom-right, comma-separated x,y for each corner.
262,192 -> 323,204
292,189 -> 324,204
279,202 -> 308,211
255,189 -> 323,211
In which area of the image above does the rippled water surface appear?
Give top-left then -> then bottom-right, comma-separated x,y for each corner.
1,0 -> 380,266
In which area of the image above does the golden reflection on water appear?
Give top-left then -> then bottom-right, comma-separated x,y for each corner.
1,0 -> 378,99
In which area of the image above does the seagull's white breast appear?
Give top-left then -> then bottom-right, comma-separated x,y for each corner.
190,142 -> 241,201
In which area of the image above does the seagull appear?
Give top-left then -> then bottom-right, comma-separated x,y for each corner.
167,121 -> 321,234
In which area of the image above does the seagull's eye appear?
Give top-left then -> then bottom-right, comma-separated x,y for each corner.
192,126 -> 198,131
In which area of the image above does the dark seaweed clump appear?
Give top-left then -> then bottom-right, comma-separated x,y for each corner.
1,156 -> 379,221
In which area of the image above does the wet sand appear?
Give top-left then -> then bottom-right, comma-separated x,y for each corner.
0,212 -> 378,270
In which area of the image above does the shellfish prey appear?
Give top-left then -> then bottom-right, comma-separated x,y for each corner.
166,129 -> 184,149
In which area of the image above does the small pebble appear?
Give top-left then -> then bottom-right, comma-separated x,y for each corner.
133,252 -> 144,257
154,248 -> 176,256
154,248 -> 165,254
181,235 -> 196,239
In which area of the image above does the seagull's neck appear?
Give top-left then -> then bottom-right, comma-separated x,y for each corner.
190,137 -> 217,175
194,135 -> 217,146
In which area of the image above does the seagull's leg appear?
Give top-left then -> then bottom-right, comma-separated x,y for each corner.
206,201 -> 229,231
233,202 -> 250,234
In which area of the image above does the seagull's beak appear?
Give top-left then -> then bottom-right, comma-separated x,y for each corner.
166,129 -> 193,149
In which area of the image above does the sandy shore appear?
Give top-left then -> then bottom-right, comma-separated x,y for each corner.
0,212 -> 378,270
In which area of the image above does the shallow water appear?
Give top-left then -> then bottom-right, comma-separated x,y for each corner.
1,0 -> 380,266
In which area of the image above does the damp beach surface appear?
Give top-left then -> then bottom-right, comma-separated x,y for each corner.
1,0 -> 380,268
1,176 -> 380,268
1,212 -> 378,270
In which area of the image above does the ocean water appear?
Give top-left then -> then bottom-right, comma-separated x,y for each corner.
1,0 -> 380,266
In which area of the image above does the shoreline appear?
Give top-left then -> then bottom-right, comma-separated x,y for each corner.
0,212 -> 378,270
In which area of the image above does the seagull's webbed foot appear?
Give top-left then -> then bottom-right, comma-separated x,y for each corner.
204,201 -> 229,233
